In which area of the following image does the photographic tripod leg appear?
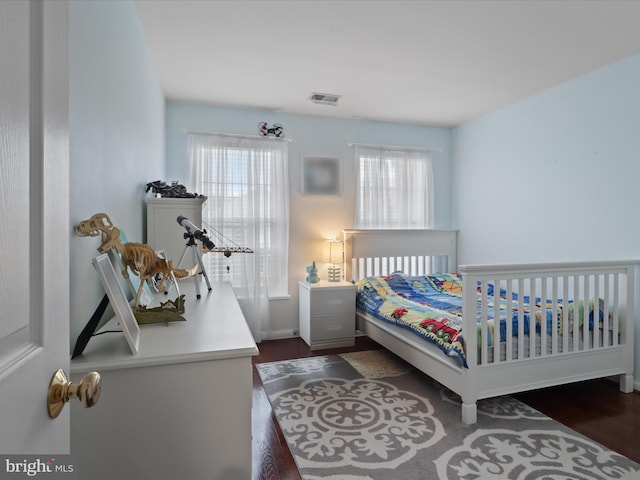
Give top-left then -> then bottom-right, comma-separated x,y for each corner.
176,243 -> 190,270
192,243 -> 202,299
195,245 -> 212,293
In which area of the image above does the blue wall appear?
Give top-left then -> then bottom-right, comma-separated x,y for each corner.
453,54 -> 640,264
452,54 -> 640,383
69,0 -> 165,349
165,102 -> 452,336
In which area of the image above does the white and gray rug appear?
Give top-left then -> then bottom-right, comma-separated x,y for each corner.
256,349 -> 640,480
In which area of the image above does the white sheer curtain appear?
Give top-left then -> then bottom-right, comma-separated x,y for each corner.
355,145 -> 434,229
188,133 -> 289,342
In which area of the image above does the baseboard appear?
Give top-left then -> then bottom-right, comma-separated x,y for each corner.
263,329 -> 298,341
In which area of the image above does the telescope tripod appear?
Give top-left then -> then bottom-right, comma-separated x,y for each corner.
177,233 -> 212,299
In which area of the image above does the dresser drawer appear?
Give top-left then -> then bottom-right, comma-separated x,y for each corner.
309,288 -> 355,315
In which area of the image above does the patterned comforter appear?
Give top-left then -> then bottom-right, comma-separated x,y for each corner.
356,273 -> 603,367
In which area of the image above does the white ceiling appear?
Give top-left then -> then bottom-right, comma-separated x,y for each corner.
134,0 -> 640,127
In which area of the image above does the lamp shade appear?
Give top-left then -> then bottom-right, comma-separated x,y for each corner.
324,240 -> 344,264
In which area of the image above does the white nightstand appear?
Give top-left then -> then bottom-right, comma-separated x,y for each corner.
299,280 -> 356,350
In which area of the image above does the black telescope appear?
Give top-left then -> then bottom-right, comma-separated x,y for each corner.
177,216 -> 215,251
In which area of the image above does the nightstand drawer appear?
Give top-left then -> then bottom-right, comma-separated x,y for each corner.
310,313 -> 355,341
309,289 -> 355,315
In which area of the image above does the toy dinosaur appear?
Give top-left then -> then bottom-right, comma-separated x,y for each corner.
75,213 -> 189,309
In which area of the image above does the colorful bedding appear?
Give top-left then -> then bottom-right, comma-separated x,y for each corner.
355,272 -> 606,368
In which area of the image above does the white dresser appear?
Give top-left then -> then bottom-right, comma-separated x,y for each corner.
299,280 -> 356,350
146,196 -> 207,269
71,281 -> 257,480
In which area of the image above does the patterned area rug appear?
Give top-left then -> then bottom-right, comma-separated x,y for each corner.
256,350 -> 640,480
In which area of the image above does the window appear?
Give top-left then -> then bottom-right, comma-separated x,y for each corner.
355,145 -> 433,229
188,133 -> 289,341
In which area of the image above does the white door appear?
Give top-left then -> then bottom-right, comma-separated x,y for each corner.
0,0 -> 70,453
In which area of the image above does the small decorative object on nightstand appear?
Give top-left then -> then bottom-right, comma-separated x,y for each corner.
306,261 -> 319,283
324,239 -> 344,282
299,280 -> 356,350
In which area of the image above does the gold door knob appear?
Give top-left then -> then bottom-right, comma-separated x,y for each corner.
47,369 -> 101,419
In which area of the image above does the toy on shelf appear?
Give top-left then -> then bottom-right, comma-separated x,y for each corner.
75,213 -> 189,312
145,180 -> 200,198
174,215 -> 255,297
175,215 -> 213,299
258,122 -> 284,138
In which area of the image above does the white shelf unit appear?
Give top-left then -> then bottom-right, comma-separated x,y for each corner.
146,196 -> 207,269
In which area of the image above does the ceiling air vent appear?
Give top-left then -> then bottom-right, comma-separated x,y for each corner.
309,92 -> 341,106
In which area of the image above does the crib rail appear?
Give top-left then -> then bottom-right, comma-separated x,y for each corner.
459,261 -> 635,369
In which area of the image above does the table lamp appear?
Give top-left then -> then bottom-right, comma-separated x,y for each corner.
324,240 -> 344,282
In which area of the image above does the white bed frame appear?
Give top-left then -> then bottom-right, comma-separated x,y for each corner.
344,229 -> 636,424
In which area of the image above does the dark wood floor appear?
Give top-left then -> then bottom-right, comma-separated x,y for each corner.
251,336 -> 640,480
